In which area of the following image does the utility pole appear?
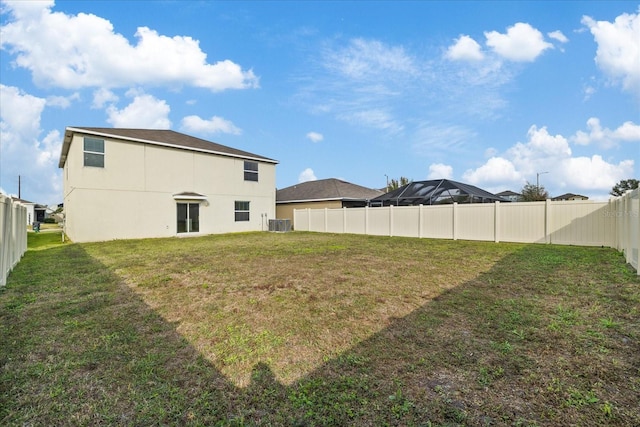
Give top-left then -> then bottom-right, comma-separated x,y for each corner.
536,171 -> 548,189
536,171 -> 548,196
18,175 -> 21,199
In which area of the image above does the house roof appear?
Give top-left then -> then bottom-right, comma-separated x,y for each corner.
276,178 -> 383,203
371,179 -> 508,206
496,190 -> 521,197
59,127 -> 278,168
552,193 -> 589,201
11,197 -> 34,204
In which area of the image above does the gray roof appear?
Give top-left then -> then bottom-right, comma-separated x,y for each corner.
371,179 -> 508,206
552,193 -> 588,201
277,178 -> 383,203
59,127 -> 277,168
496,190 -> 521,197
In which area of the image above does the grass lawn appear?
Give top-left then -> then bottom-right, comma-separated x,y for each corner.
1,231 -> 638,426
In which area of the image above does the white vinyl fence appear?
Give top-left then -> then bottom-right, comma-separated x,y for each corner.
295,194 -> 640,275
1,194 -> 28,287
611,188 -> 639,273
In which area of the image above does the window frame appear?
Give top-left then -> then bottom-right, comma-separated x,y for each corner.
243,161 -> 258,182
234,200 -> 250,222
83,137 -> 105,168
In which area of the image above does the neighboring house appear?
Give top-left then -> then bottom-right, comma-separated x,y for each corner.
276,178 -> 383,227
552,193 -> 589,201
371,179 -> 508,206
59,127 -> 278,242
11,198 -> 46,226
496,190 -> 522,202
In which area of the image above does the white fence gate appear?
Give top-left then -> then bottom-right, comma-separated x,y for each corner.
295,193 -> 639,275
1,195 -> 28,286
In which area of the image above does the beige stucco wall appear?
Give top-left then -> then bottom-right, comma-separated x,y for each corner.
276,200 -> 342,229
63,133 -> 276,242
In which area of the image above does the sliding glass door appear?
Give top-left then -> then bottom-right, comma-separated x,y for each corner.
177,203 -> 199,233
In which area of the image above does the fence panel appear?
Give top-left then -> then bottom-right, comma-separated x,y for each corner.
629,189 -> 639,271
457,203 -> 495,241
345,208 -> 367,235
616,189 -> 639,272
293,196 -> 638,274
293,208 -> 309,231
367,207 -> 390,236
308,209 -> 326,232
326,209 -> 344,233
392,206 -> 420,237
1,195 -> 28,287
549,201 -> 610,246
421,205 -> 454,239
499,202 -> 547,243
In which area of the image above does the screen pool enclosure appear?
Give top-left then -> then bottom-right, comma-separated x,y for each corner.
370,179 -> 508,206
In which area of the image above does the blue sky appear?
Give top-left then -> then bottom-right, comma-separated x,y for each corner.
1,0 -> 638,205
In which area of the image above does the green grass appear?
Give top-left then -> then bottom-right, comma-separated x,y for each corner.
1,231 -> 638,426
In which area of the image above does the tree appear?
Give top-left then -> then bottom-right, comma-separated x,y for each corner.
610,179 -> 639,197
520,182 -> 549,201
386,176 -> 410,192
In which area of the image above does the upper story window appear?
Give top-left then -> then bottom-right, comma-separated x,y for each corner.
84,137 -> 104,168
244,161 -> 258,182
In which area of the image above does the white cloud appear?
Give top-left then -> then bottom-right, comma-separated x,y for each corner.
571,117 -> 640,148
427,163 -> 453,180
298,168 -> 317,183
106,93 -> 171,129
0,84 -> 46,141
339,109 -> 403,134
46,93 -> 79,109
446,35 -> 484,61
325,38 -> 417,80
180,115 -> 242,135
412,124 -> 476,155
547,30 -> 569,43
485,23 -> 553,62
562,155 -> 634,191
463,157 -> 522,184
583,84 -> 596,101
582,9 -> 640,96
306,132 -> 324,143
0,85 -> 62,204
463,124 -> 634,196
508,125 -> 572,172
0,1 -> 258,91
92,88 -> 119,109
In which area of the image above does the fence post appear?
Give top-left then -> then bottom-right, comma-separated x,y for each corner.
494,201 -> 500,243
365,206 -> 369,235
343,207 -> 347,234
419,204 -> 423,238
452,202 -> 458,240
389,205 -> 394,237
629,188 -> 640,276
545,199 -> 551,244
324,208 -> 328,232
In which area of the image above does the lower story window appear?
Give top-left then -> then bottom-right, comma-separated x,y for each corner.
177,203 -> 199,233
234,201 -> 250,222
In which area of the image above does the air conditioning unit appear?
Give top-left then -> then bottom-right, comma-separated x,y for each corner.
268,219 -> 291,232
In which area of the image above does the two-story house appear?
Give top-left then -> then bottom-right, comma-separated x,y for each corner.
59,127 -> 278,242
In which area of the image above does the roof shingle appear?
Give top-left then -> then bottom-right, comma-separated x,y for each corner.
60,127 -> 277,168
277,178 -> 383,203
